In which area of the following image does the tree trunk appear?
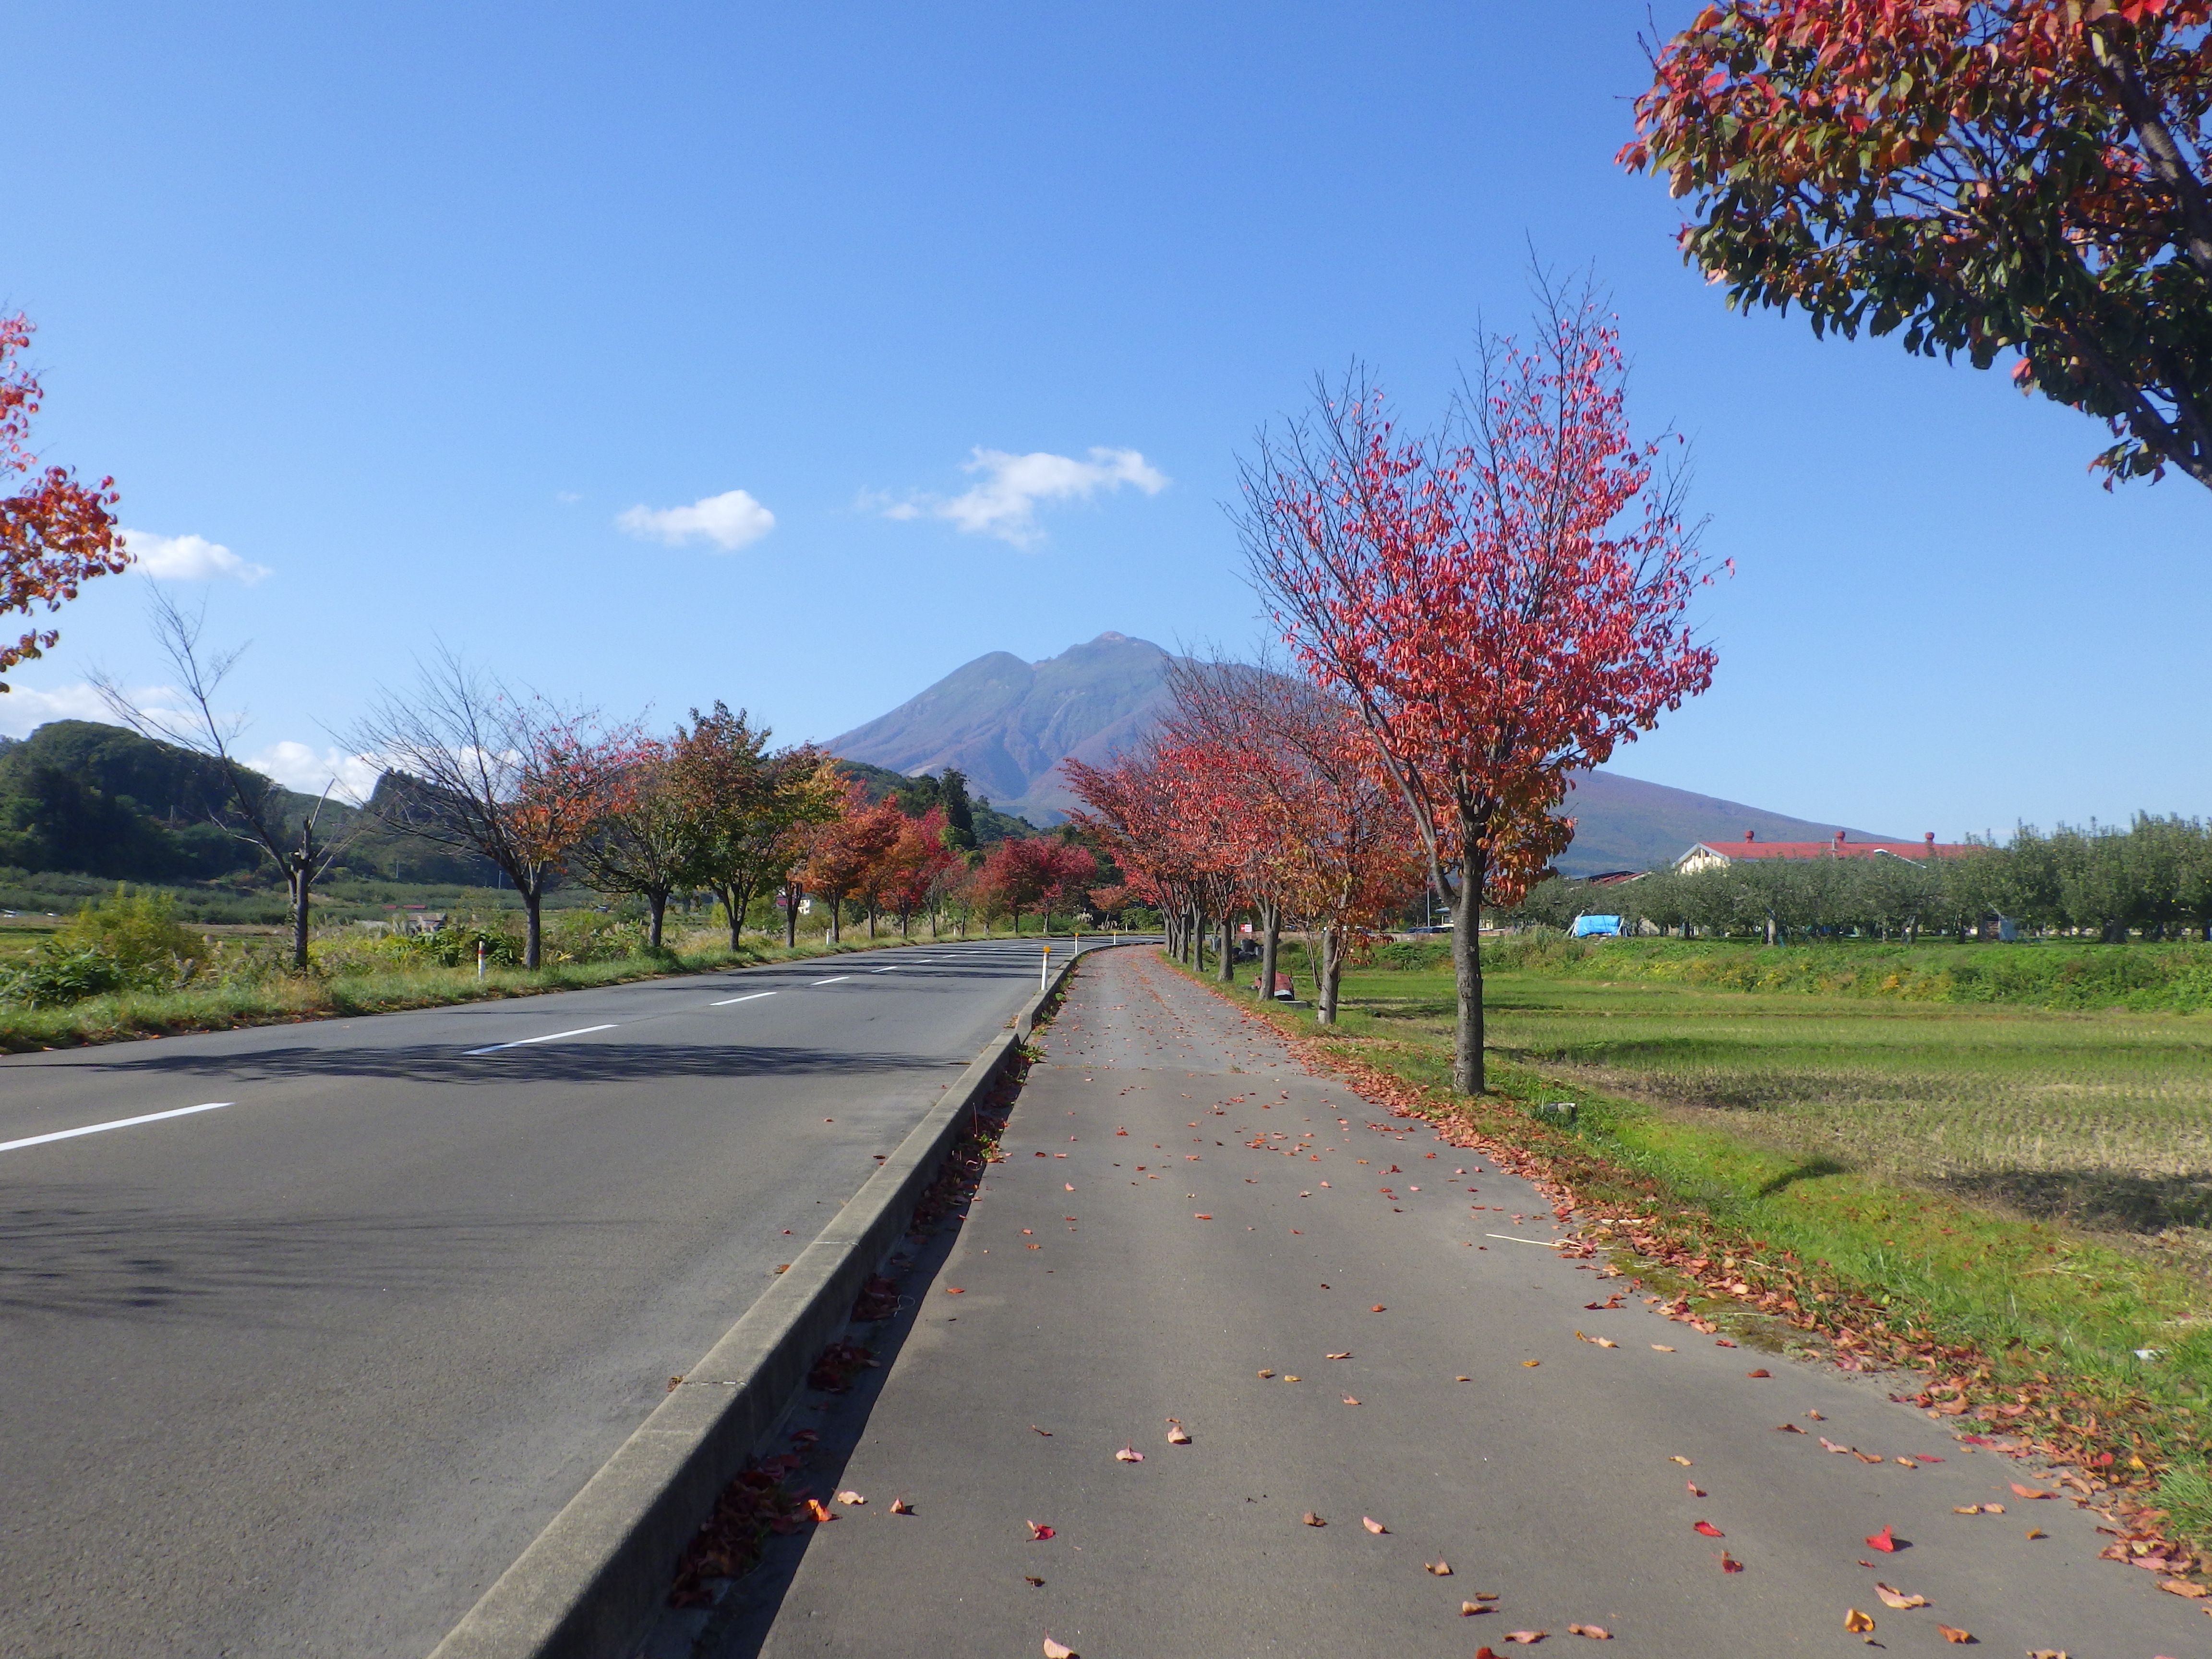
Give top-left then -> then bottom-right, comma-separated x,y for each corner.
1448,849 -> 1483,1094
1315,926 -> 1337,1024
648,891 -> 667,950
784,885 -> 799,948
1188,909 -> 1202,968
718,883 -> 753,950
829,895 -> 842,943
1321,926 -> 1346,1024
1259,900 -> 1280,1006
524,885 -> 544,970
289,864 -> 311,970
1216,914 -> 1235,983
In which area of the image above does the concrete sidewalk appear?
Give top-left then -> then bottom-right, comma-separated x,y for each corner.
706,948 -> 2201,1657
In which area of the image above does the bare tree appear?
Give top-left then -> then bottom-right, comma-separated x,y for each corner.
93,589 -> 354,968
348,649 -> 635,969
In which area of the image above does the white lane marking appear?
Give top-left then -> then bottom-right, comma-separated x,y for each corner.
870,967 -> 899,973
1484,1232 -> 1566,1247
464,1023 -> 618,1056
811,975 -> 851,986
711,991 -> 777,1006
0,1101 -> 233,1155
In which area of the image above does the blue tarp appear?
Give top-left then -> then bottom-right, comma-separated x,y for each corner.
1571,914 -> 1623,937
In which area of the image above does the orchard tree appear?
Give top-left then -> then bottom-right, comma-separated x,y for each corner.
1623,0 -> 2212,489
2,313 -> 128,689
1240,283 -> 1719,1092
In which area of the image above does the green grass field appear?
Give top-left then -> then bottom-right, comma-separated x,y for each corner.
1215,936 -> 2212,1548
1339,951 -> 2212,1242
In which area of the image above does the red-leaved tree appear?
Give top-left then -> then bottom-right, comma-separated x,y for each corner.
1065,747 -> 1204,958
1622,1 -> 2212,489
351,652 -> 643,968
875,805 -> 961,936
802,786 -> 900,943
2,313 -> 127,690
1239,284 -> 1719,1091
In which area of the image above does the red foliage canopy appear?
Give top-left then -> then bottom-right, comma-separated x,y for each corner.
1,313 -> 127,689
1623,0 -> 2212,487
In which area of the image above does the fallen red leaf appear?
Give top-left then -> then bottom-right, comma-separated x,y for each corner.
945,1287 -> 964,1295
1865,1525 -> 1900,1552
1371,1304 -> 1387,1312
805,1498 -> 834,1524
1718,1551 -> 1743,1572
1026,1521 -> 1055,1540
1694,1521 -> 1725,1537
1687,1481 -> 1705,1496
1745,1368 -> 1771,1378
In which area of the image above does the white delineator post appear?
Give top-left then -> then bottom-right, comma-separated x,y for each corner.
1040,945 -> 1049,992
477,940 -> 486,980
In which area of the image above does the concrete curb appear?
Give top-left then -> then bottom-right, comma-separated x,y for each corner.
425,941 -> 1104,1659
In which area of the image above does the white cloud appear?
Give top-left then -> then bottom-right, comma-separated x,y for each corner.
885,447 -> 1168,548
247,741 -> 382,804
0,681 -> 120,738
616,489 -> 775,551
122,529 -> 272,583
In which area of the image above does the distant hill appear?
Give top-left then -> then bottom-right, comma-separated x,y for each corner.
1552,770 -> 1893,876
833,758 -> 1038,846
829,637 -> 1896,872
829,633 -> 1174,823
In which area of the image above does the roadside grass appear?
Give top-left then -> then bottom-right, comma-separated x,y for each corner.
1174,939 -> 2212,1551
0,926 -> 1051,1053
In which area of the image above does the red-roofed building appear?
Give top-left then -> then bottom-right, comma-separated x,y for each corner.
1674,829 -> 1970,875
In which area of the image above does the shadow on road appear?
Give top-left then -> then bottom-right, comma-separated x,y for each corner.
18,1041 -> 959,1088
0,1191 -> 614,1323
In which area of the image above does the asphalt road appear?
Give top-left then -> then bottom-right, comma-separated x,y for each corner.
0,934 -> 1109,1659
714,947 -> 2206,1659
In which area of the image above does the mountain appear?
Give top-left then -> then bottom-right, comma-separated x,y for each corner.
830,637 -> 1897,872
828,632 -> 1175,822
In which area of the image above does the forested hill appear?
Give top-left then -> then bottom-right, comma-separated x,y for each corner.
0,721 -> 493,886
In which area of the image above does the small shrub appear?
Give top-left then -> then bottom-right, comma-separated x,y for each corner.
0,887 -> 207,1008
543,909 -> 649,964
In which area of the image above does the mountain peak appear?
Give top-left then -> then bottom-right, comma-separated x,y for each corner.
830,634 -> 1171,820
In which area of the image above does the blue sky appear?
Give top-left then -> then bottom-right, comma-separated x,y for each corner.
9,2 -> 2205,838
